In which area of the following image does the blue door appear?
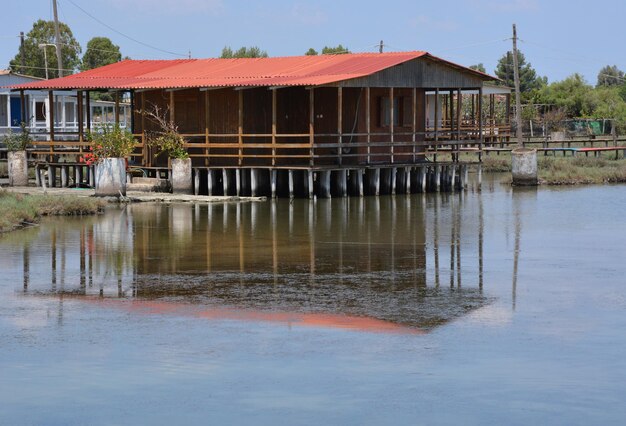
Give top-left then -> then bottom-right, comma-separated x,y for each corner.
10,97 -> 22,126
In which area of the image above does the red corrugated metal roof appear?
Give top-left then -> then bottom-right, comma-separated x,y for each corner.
8,51 -> 494,91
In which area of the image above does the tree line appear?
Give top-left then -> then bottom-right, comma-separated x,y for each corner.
472,52 -> 626,131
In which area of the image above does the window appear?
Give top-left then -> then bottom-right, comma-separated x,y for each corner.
35,102 -> 46,121
65,102 -> 75,124
0,95 -> 7,127
379,96 -> 403,127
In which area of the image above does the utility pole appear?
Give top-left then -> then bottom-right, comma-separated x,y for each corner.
512,24 -> 523,146
52,0 -> 64,78
20,32 -> 25,74
379,40 -> 384,53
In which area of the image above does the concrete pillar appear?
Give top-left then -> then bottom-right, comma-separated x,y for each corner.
7,151 -> 28,187
368,168 -> 380,196
271,170 -> 277,198
464,164 -> 469,190
171,158 -> 193,195
511,148 -> 538,186
319,170 -> 331,198
421,167 -> 427,193
94,158 -> 126,196
35,164 -> 41,187
251,169 -> 260,197
358,169 -> 364,197
478,164 -> 483,190
435,165 -> 441,192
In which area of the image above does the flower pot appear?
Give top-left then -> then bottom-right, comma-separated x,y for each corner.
8,150 -> 28,186
95,158 -> 127,196
511,147 -> 538,186
170,158 -> 192,194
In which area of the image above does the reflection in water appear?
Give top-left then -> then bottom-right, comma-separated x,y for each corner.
16,195 -> 490,333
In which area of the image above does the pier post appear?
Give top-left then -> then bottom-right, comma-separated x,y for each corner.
435,165 -> 441,192
251,169 -> 259,197
194,169 -> 200,195
288,170 -> 294,198
271,170 -> 277,198
451,165 -> 456,192
421,167 -> 427,192
207,169 -> 215,196
319,170 -> 331,198
48,166 -> 55,188
88,166 -> 94,188
405,167 -> 411,194
61,166 -> 68,187
307,170 -> 314,199
358,169 -> 364,197
35,165 -> 41,187
235,169 -> 241,196
464,164 -> 469,190
335,170 -> 347,197
223,169 -> 231,196
478,164 -> 483,190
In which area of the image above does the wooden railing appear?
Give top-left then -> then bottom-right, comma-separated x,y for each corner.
19,124 -> 511,167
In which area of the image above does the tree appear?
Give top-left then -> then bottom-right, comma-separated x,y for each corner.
495,50 -> 546,98
8,19 -> 80,78
537,73 -> 592,117
305,48 -> 318,56
81,37 -> 122,71
321,45 -> 349,55
220,46 -> 268,58
469,63 -> 486,73
596,65 -> 625,87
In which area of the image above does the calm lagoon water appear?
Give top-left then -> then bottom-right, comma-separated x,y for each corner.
1,176 -> 625,425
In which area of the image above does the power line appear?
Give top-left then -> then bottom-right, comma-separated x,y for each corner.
61,0 -> 187,58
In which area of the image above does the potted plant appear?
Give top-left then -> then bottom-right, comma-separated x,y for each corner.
145,106 -> 192,194
83,124 -> 136,197
3,122 -> 32,187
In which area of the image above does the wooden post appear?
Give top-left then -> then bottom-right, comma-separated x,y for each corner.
449,90 -> 454,143
337,86 -> 343,166
390,87 -> 394,164
238,90 -> 243,166
130,90 -> 135,134
205,89 -> 210,166
19,90 -> 26,126
434,88 -> 439,143
272,89 -> 277,167
457,88 -> 462,162
478,87 -> 483,162
77,90 -> 84,143
48,91 -> 55,148
141,92 -> 147,166
169,91 -> 175,124
309,88 -> 314,167
114,91 -> 120,126
412,87 -> 417,163
366,87 -> 371,164
85,91 -> 91,131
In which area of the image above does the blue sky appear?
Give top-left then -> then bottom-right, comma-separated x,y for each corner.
2,0 -> 624,84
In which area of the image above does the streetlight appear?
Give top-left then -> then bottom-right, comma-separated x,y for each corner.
38,43 -> 56,80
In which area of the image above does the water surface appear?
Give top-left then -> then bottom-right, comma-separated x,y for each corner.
1,177 -> 625,425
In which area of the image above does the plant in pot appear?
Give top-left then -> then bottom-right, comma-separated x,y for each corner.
145,105 -> 192,194
83,124 -> 136,197
3,121 -> 32,187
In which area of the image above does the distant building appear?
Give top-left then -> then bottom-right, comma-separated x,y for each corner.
1,69 -> 130,139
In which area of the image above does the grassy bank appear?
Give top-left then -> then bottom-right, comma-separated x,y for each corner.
481,155 -> 626,184
0,191 -> 104,233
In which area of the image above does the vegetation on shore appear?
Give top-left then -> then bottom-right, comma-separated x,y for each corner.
0,191 -> 104,233
481,154 -> 626,184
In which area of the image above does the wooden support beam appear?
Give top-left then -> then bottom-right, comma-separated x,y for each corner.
366,87 -> 371,165
114,91 -> 120,126
478,87 -> 483,162
77,90 -> 84,143
412,87 -> 417,163
272,88 -> 277,167
48,91 -> 55,142
205,90 -> 210,166
337,86 -> 343,166
390,87 -> 394,164
85,91 -> 91,131
141,92 -> 148,166
309,88 -> 314,167
434,88 -> 439,144
457,88 -> 462,145
238,89 -> 243,166
19,90 -> 26,126
169,91 -> 175,124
